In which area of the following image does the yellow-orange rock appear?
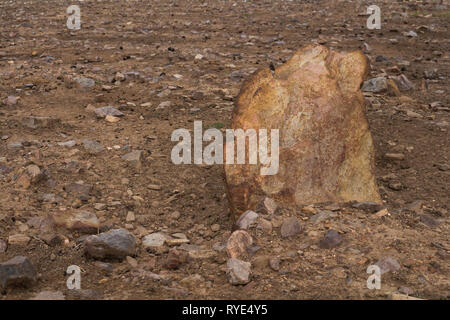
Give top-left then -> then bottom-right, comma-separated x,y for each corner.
225,45 -> 381,218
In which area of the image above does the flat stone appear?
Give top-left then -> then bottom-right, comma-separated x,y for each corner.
142,232 -> 171,249
234,210 -> 259,230
319,229 -> 342,249
226,258 -> 251,285
94,106 -> 124,118
84,228 -> 136,260
224,45 -> 381,218
8,234 -> 31,246
166,238 -> 190,246
22,117 -> 60,130
57,140 -> 76,148
280,217 -> 302,238
64,182 -> 93,196
0,256 -> 37,290
74,77 -> 95,90
385,153 -> 405,161
352,201 -> 384,213
51,210 -> 99,233
375,256 -> 401,275
82,140 -> 105,154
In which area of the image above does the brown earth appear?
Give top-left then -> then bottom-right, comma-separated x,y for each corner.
0,0 -> 448,300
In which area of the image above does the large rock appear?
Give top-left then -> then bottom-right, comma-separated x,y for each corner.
224,45 -> 381,218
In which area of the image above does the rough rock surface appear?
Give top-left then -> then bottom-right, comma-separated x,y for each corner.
84,229 -> 136,260
225,45 -> 381,217
0,256 -> 37,290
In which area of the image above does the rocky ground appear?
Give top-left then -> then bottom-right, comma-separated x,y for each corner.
0,0 -> 449,300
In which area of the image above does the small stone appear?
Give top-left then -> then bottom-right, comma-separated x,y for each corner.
105,115 -> 120,123
26,164 -> 42,183
352,201 -> 384,213
16,174 -> 31,189
21,116 -> 59,129
404,31 -> 418,37
226,258 -> 251,285
375,256 -> 401,275
126,211 -> 135,222
195,54 -> 204,60
362,77 -> 388,93
84,229 -> 136,260
234,210 -> 259,230
319,230 -> 342,249
211,224 -> 220,232
126,256 -> 138,268
3,96 -> 19,105
226,230 -> 253,259
82,140 -> 105,154
94,106 -> 124,118
257,218 -> 273,234
122,150 -> 143,167
406,110 -> 422,119
398,286 -> 414,295
157,101 -> 171,109
165,238 -> 190,246
94,261 -> 114,273
269,257 -> 280,271
301,206 -> 318,215
179,274 -> 204,288
280,217 -> 302,238
74,77 -> 95,90
8,234 -> 31,246
0,256 -> 37,290
374,208 -> 389,218
391,74 -> 414,91
164,249 -> 182,270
